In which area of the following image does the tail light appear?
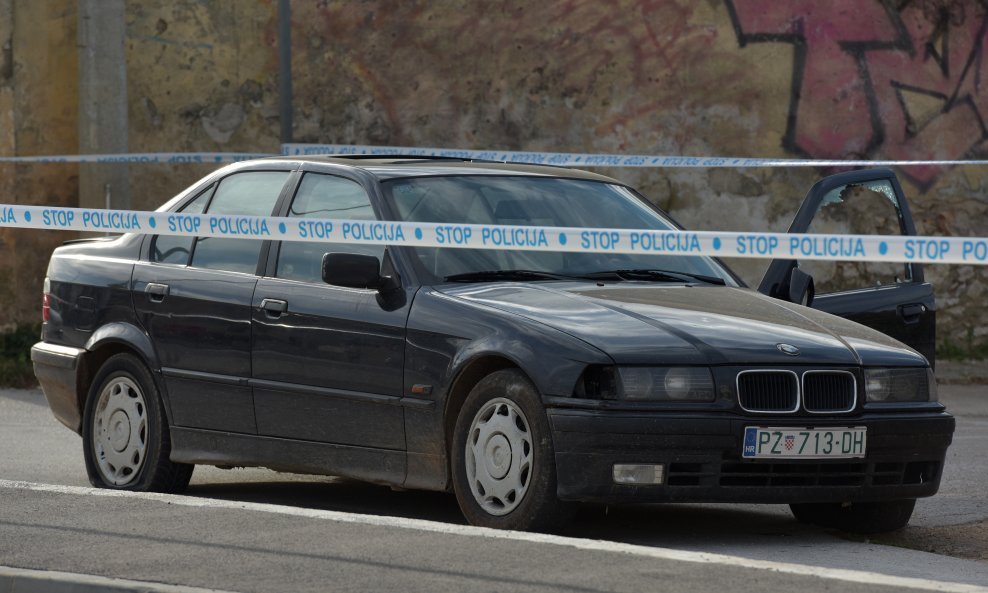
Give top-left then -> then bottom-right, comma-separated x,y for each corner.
42,277 -> 51,322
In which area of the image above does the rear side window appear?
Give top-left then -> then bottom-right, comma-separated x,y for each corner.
275,173 -> 382,283
151,185 -> 212,265
190,171 -> 289,274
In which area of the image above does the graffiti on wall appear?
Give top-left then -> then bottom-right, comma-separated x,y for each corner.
726,0 -> 988,190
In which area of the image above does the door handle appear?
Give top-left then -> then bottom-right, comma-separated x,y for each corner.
260,298 -> 288,317
145,283 -> 169,303
897,303 -> 926,324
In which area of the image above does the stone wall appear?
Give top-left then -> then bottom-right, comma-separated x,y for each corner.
3,0 -> 987,354
0,0 -> 78,331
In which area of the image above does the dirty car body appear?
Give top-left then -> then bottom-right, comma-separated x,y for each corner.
32,158 -> 954,532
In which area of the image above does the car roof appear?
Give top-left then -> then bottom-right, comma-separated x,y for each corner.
256,155 -> 623,183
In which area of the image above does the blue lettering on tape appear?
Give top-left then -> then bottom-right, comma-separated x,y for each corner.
435,225 -> 472,245
905,238 -> 950,261
0,206 -> 16,224
581,230 -> 621,250
82,210 -> 141,231
42,209 -> 75,227
342,221 -> 405,242
629,232 -> 701,253
209,216 -> 270,237
167,155 -> 205,164
963,240 -> 988,261
481,227 -> 548,247
789,236 -> 865,258
167,215 -> 202,234
736,235 -> 778,256
298,220 -> 333,239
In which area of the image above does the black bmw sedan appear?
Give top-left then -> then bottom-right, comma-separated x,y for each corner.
32,156 -> 953,532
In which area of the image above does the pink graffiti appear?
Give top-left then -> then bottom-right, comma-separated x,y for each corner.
729,0 -> 988,189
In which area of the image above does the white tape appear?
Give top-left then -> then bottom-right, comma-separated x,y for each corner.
2,145 -> 985,168
1,204 -> 986,265
0,152 -> 271,164
283,143 -> 988,168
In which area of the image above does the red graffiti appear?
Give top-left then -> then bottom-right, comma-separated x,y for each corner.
728,0 -> 988,189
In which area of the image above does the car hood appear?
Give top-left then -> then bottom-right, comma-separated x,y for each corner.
435,282 -> 926,366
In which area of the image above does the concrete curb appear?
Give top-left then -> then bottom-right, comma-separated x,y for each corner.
0,566 -> 239,593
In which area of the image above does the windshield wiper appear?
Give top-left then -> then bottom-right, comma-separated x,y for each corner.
586,269 -> 726,285
443,269 -> 584,283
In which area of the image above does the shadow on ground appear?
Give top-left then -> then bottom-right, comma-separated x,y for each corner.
187,475 -> 815,550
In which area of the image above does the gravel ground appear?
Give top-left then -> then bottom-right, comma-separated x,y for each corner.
871,521 -> 988,563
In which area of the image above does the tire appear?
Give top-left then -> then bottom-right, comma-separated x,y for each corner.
789,499 -> 916,534
82,353 -> 193,492
451,368 -> 572,531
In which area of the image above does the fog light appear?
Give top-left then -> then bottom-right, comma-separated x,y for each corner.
612,464 -> 664,485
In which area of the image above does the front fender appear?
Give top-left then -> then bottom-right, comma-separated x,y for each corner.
446,334 -> 608,400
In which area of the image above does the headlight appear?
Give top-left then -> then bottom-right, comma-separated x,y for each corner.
575,366 -> 715,401
618,367 -> 715,401
864,368 -> 937,402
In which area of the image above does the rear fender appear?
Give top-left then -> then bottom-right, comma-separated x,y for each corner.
81,322 -> 173,422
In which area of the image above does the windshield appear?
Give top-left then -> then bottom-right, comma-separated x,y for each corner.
381,175 -> 736,285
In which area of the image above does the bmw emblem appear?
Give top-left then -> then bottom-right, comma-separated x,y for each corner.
777,343 -> 800,356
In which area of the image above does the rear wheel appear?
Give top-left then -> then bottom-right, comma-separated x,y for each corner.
82,353 -> 193,492
451,369 -> 572,531
790,499 -> 916,534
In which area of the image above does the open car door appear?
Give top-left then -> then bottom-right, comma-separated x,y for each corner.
757,168 -> 936,367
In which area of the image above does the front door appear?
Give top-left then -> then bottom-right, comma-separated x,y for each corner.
758,168 -> 936,366
251,172 -> 410,453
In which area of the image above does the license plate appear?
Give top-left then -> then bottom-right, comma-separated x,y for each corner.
742,427 -> 867,459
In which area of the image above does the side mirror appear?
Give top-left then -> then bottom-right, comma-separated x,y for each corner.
788,267 -> 815,307
322,252 -> 385,290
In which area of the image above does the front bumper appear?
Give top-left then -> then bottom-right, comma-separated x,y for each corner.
31,342 -> 85,434
549,408 -> 954,504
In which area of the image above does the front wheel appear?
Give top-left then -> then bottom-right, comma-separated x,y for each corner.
790,499 -> 916,534
451,369 -> 572,531
82,353 -> 193,492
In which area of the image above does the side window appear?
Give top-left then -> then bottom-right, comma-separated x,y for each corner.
151,185 -> 212,265
275,173 -> 382,283
190,171 -> 290,274
800,179 -> 912,294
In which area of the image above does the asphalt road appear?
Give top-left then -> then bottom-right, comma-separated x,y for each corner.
1,385 -> 987,593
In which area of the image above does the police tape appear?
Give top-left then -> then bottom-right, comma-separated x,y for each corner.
4,145 -> 988,168
1,204 -> 987,265
0,152 -> 271,164
282,143 -> 988,168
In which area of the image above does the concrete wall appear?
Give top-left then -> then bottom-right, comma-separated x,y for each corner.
3,0 -> 987,354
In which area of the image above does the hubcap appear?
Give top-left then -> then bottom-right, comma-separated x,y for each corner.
92,376 -> 148,486
465,398 -> 533,516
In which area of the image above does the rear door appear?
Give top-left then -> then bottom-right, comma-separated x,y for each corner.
757,169 -> 936,366
134,169 -> 293,433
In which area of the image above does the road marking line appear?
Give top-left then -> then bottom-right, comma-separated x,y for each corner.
0,564 -> 240,593
1,479 -> 985,593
